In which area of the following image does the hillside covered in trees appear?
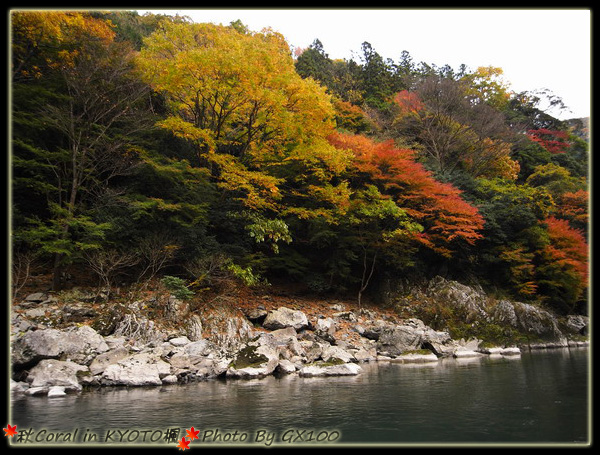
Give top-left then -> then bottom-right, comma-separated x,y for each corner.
11,11 -> 589,318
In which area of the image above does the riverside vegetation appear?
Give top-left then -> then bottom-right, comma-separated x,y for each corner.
10,11 -> 589,395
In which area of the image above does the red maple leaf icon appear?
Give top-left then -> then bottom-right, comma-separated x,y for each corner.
186,427 -> 199,441
3,424 -> 18,438
176,436 -> 190,450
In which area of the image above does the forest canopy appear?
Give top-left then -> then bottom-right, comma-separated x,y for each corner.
10,10 -> 589,315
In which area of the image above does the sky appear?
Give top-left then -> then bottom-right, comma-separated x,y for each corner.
135,8 -> 591,120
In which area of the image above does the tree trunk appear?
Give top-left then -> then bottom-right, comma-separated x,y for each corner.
358,249 -> 377,308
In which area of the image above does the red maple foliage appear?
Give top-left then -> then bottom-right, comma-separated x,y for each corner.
527,129 -> 570,154
328,132 -> 484,257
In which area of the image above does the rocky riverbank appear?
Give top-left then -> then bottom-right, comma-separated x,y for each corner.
10,276 -> 589,397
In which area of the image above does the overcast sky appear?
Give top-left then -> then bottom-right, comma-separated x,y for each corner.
135,8 -> 591,120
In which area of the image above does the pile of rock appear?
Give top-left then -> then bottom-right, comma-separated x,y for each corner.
10,292 -> 588,397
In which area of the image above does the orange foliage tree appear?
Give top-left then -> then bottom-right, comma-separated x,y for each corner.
536,216 -> 588,312
328,132 -> 485,258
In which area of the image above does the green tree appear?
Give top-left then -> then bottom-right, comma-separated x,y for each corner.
342,185 -> 421,306
12,11 -> 152,290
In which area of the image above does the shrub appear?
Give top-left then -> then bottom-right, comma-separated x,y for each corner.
160,275 -> 195,300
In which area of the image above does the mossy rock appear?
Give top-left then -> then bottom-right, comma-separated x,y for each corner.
402,349 -> 433,356
230,345 -> 269,369
90,304 -> 127,336
308,357 -> 346,367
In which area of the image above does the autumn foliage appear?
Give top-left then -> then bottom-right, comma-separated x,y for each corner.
11,11 -> 588,314
536,216 -> 588,311
328,132 -> 485,257
543,217 -> 588,282
527,129 -> 570,154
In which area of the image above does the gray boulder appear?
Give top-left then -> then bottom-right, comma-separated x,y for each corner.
263,307 -> 309,331
24,292 -> 48,303
88,346 -> 130,376
314,317 -> 337,343
565,315 -> 589,335
320,344 -> 355,363
12,326 -> 109,369
426,276 -> 488,322
514,302 -> 564,341
210,314 -> 255,351
27,359 -> 89,392
185,314 -> 203,341
101,352 -> 171,386
226,343 -> 279,379
377,324 -> 423,356
183,339 -> 221,357
490,300 -> 518,326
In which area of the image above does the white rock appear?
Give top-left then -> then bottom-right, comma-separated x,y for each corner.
27,359 -> 87,392
276,359 -> 297,374
101,352 -> 171,386
453,349 -> 481,358
263,307 -> 309,331
299,362 -> 361,377
169,336 -> 191,347
47,386 -> 67,397
24,387 -> 48,396
393,352 -> 439,363
161,374 -> 179,384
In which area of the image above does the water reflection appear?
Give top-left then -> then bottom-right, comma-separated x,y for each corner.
11,348 -> 589,445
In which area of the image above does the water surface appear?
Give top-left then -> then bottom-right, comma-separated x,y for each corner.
10,347 -> 589,446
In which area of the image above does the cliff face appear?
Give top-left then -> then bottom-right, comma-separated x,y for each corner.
383,276 -> 588,347
566,117 -> 589,142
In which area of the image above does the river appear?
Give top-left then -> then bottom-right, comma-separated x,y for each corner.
10,347 -> 589,447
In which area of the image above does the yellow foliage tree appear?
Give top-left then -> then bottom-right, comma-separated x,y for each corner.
137,21 -> 342,214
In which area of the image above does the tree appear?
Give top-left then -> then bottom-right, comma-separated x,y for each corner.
468,177 -> 554,298
137,22 -> 336,214
556,190 -> 588,233
11,11 -> 152,290
295,39 -> 334,89
536,217 -> 588,313
342,185 -> 421,306
460,66 -> 512,109
329,132 -> 484,259
527,129 -> 570,154
11,11 -> 116,82
391,78 -> 518,180
525,163 -> 586,198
